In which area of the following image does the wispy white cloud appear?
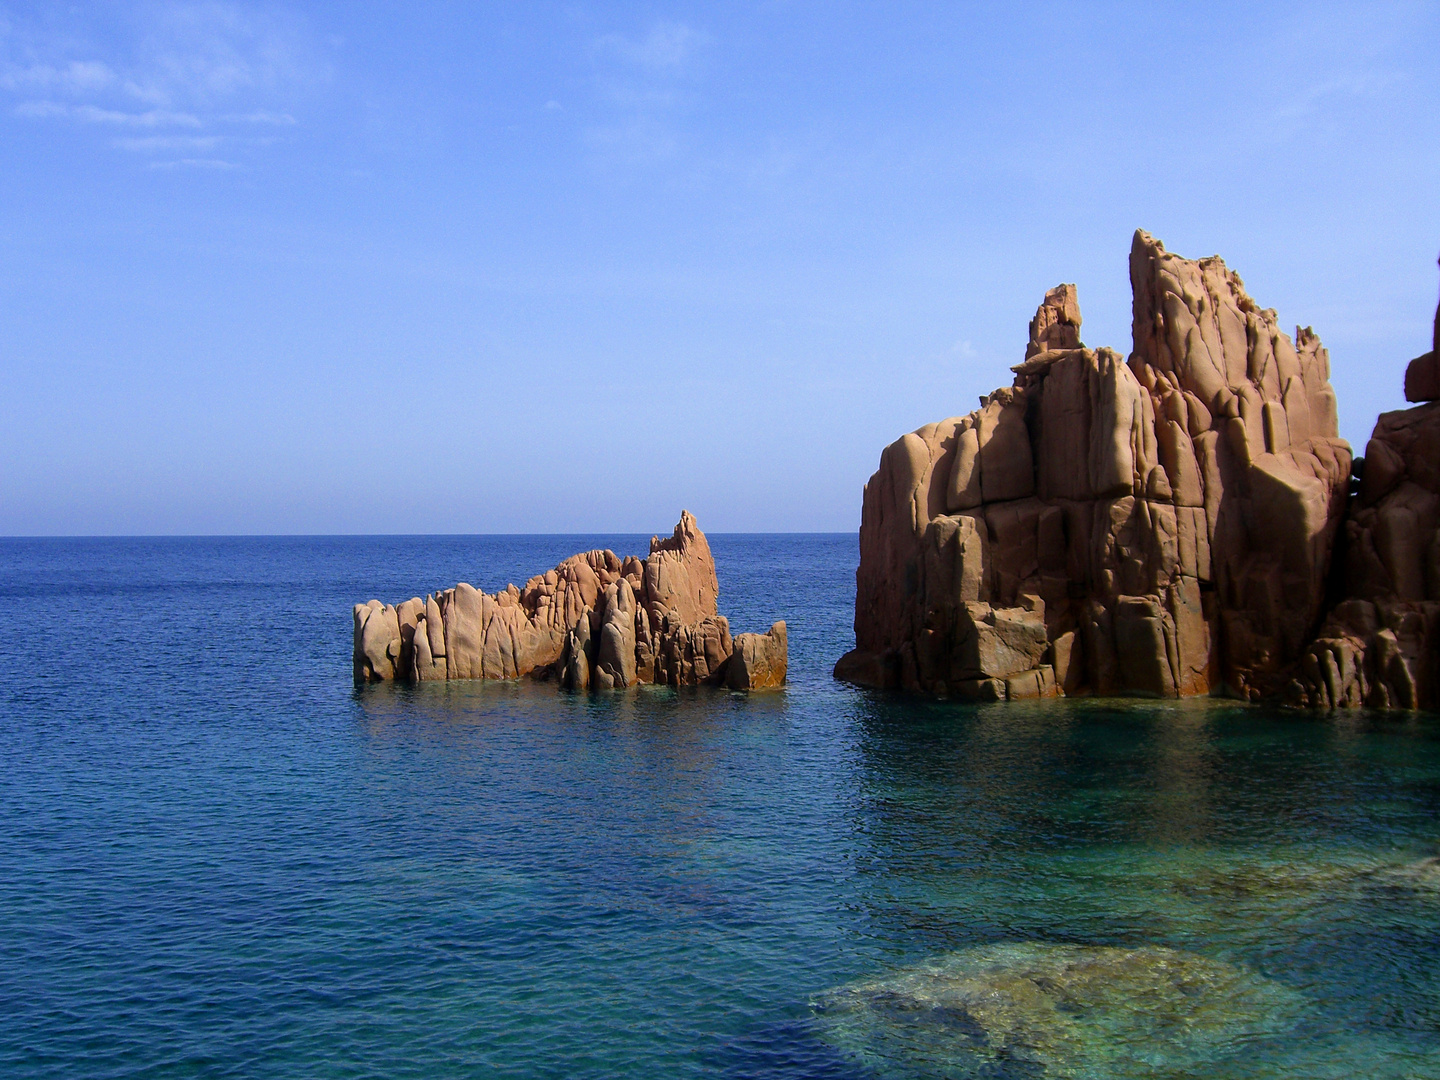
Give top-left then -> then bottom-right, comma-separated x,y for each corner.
583,116 -> 678,164
12,100 -> 68,119
595,23 -> 703,70
0,59 -> 116,94
221,109 -> 295,125
1271,69 -> 1408,124
0,3 -> 324,164
148,156 -> 238,170
113,134 -> 222,151
122,2 -> 310,107
17,100 -> 203,126
585,21 -> 708,169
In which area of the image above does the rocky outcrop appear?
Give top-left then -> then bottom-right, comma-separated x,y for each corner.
353,512 -> 786,691
1288,264 -> 1440,708
725,621 -> 788,689
835,231 -> 1352,700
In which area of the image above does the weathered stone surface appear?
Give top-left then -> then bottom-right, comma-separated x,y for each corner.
1404,353 -> 1438,405
594,578 -> 638,690
1005,665 -> 1059,700
642,510 -> 719,627
725,621 -> 788,689
1026,283 -> 1082,358
833,647 -> 890,689
837,231 -> 1351,700
953,597 -> 1048,681
955,677 -> 1006,701
353,512 -> 784,691
561,611 -> 595,692
1283,263 -> 1440,709
353,600 -> 401,683
647,613 -> 733,687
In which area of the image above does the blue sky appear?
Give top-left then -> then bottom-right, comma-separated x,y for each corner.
2,2 -> 1437,534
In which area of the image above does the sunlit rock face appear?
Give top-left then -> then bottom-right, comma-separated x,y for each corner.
352,512 -> 786,690
725,621 -> 788,689
836,231 -> 1352,701
811,942 -> 1307,1079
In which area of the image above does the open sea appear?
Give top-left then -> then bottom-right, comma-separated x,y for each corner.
3,534 -> 1440,1078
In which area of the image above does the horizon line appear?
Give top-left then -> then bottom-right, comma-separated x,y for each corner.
0,530 -> 858,540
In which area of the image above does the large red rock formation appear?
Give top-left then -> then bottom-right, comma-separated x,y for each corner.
836,231 -> 1353,700
353,512 -> 786,690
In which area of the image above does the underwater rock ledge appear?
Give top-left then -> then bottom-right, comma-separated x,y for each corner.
811,941 -> 1309,1079
838,230 -> 1440,708
353,511 -> 786,691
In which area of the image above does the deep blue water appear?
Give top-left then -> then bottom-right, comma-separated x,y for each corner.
2,535 -> 1440,1078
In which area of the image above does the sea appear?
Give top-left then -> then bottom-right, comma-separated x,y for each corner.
2,534 -> 1440,1079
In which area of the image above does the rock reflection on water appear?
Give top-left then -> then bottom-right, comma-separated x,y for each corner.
812,942 -> 1306,1079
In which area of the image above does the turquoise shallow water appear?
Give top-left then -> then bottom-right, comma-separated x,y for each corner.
2,535 -> 1440,1078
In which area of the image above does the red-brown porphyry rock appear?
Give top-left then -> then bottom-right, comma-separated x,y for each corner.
353,511 -> 786,691
835,230 -> 1353,701
725,621 -> 788,689
1290,261 -> 1440,708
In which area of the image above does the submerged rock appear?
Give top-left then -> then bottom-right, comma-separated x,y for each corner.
352,512 -> 786,691
1370,855 -> 1440,893
811,941 -> 1307,1078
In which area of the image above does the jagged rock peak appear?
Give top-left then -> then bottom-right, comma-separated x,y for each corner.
1025,283 -> 1082,360
643,508 -> 720,627
1128,229 -> 1339,445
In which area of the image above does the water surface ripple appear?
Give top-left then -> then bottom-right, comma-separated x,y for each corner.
1,536 -> 1439,1077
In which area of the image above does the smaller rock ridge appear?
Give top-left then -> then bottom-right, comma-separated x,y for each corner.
353,511 -> 786,691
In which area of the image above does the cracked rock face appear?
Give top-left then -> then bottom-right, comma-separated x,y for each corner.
836,231 -> 1352,700
726,621 -> 788,689
1289,263 -> 1440,709
352,511 -> 786,691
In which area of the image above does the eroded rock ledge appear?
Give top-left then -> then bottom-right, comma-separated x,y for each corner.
354,512 -> 786,691
836,230 -> 1356,702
